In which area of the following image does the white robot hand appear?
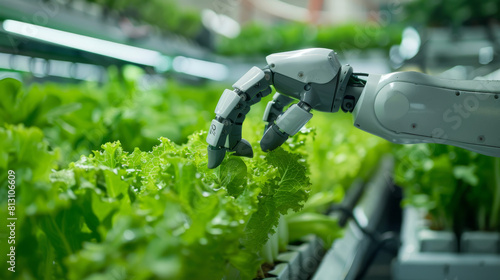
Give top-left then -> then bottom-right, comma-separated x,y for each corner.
206,48 -> 500,169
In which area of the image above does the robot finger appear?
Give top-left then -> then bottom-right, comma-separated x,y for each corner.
207,67 -> 273,169
262,92 -> 294,132
260,102 -> 313,151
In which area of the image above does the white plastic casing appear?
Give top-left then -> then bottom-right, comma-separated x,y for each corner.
206,119 -> 225,147
353,72 -> 500,157
262,101 -> 274,121
233,66 -> 265,92
215,89 -> 241,118
266,48 -> 340,84
275,104 -> 313,135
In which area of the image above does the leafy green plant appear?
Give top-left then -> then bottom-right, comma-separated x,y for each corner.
0,69 -> 226,164
403,0 -> 500,27
0,124 -> 314,280
394,144 -> 500,232
0,64 -> 392,279
298,112 -> 391,195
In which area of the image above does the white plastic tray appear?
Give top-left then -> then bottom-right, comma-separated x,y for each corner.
392,207 -> 500,280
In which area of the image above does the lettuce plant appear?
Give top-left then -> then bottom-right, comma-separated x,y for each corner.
0,69 -> 389,279
0,125 -> 313,280
395,144 -> 500,232
0,71 -> 226,164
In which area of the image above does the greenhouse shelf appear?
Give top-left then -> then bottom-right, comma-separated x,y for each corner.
392,207 -> 500,280
312,156 -> 395,280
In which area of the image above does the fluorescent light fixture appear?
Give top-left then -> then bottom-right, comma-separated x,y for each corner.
48,60 -> 73,79
2,20 -> 227,80
72,62 -> 102,81
9,54 -> 31,72
0,52 -> 52,75
30,58 -> 48,77
2,19 -> 166,67
0,51 -> 104,81
0,53 -> 10,69
173,56 -> 228,81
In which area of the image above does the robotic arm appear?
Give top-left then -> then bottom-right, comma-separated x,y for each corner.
206,48 -> 500,169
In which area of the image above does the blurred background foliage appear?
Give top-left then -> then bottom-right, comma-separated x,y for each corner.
404,0 -> 500,27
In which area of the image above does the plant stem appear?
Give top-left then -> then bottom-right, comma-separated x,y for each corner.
44,238 -> 55,280
478,205 -> 486,231
50,214 -> 73,256
259,266 -> 265,278
271,229 -> 279,260
260,238 -> 274,265
277,214 -> 289,252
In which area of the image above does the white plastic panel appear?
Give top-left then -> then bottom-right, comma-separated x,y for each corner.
206,119 -> 225,146
263,101 -> 275,121
232,66 -> 264,92
353,72 -> 500,157
275,104 -> 312,135
215,89 -> 241,118
393,207 -> 500,280
266,48 -> 340,84
374,81 -> 499,147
